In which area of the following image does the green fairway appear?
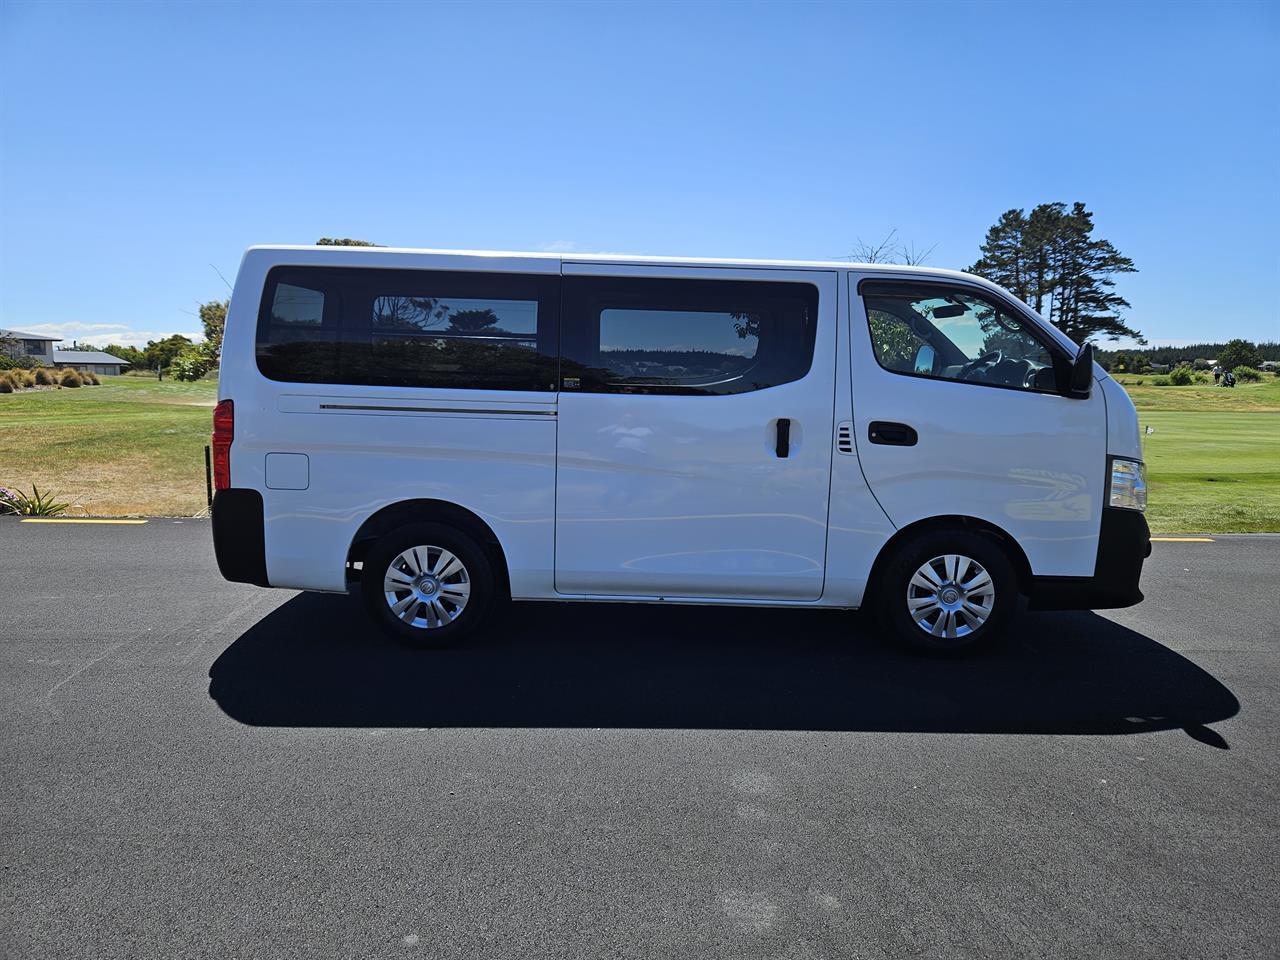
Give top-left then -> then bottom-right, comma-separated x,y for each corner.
1137,409 -> 1280,533
0,376 -> 216,516
1110,376 -> 1279,532
1115,374 -> 1280,413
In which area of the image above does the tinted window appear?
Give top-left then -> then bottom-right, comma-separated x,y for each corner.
257,267 -> 558,390
861,280 -> 1062,393
562,276 -> 818,395
272,284 -> 325,325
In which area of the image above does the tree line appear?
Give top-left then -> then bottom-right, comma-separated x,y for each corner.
1095,340 -> 1280,366
97,299 -> 226,380
1098,338 -> 1276,375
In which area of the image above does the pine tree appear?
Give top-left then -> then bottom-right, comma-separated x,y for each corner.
969,201 -> 1142,344
969,209 -> 1030,303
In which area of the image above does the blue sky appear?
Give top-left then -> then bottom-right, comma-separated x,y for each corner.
1,0 -> 1276,350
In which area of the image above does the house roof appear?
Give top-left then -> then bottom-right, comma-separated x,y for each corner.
1,328 -> 61,341
53,350 -> 129,364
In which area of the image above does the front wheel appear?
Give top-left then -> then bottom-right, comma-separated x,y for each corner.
361,521 -> 496,646
876,529 -> 1017,655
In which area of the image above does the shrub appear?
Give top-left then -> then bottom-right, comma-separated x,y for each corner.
33,367 -> 54,385
60,369 -> 83,388
1169,365 -> 1194,386
1192,371 -> 1212,384
1151,376 -> 1171,386
0,484 -> 70,516
1233,365 -> 1263,383
171,345 -> 216,382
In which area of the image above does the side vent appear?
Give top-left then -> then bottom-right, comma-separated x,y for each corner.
836,421 -> 855,455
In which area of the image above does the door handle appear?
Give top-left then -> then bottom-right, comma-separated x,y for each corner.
775,418 -> 791,458
868,421 -> 918,446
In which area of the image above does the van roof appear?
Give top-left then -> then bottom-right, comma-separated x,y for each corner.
244,244 -> 987,282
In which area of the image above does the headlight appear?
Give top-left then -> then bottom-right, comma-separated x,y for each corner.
1109,458 -> 1147,512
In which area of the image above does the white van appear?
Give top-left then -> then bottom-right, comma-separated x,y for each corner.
212,246 -> 1150,654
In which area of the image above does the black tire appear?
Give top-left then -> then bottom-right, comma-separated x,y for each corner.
875,528 -> 1017,656
361,521 -> 496,647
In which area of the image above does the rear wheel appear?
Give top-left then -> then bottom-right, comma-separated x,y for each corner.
361,522 -> 496,646
876,529 -> 1017,655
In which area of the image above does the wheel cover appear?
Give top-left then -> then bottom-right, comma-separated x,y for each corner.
906,554 -> 995,640
382,545 -> 471,629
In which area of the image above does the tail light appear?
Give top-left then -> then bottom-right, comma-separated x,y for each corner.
212,399 -> 234,491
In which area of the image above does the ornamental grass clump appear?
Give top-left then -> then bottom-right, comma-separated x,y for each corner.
60,369 -> 83,388
34,367 -> 54,385
0,484 -> 70,516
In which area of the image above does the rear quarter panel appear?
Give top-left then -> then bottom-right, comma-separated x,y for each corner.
219,248 -> 559,594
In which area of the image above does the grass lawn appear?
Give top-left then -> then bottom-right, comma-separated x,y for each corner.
1118,376 -> 1280,532
0,376 -> 216,516
1113,374 -> 1280,413
1138,410 -> 1280,533
1,371 -> 1276,530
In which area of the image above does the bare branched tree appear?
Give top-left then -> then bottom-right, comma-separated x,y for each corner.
846,229 -> 936,266
897,239 -> 937,266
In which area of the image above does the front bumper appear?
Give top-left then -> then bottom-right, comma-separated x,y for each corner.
1026,507 -> 1151,610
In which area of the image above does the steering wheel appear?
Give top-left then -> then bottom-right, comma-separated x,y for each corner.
958,350 -> 1002,381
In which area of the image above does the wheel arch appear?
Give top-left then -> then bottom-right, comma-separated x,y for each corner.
866,515 -> 1034,599
346,499 -> 511,598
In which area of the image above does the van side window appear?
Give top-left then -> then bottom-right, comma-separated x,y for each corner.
272,284 -> 325,325
256,268 -> 559,391
562,276 -> 818,395
860,281 -> 1061,393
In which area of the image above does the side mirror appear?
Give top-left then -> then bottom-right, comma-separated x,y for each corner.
1067,343 -> 1094,399
913,344 -> 936,375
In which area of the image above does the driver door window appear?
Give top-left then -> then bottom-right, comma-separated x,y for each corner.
861,281 -> 1059,393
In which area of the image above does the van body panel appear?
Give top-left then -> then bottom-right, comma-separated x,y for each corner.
554,266 -> 840,600
847,272 -> 1107,579
251,410 -> 557,593
1099,374 -> 1143,459
820,273 -> 897,606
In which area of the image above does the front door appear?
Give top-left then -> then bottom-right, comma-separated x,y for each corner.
849,274 -> 1107,578
554,265 -> 837,600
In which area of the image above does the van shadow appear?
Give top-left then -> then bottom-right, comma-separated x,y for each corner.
208,594 -> 1238,739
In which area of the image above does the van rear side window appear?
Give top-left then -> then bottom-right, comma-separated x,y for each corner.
272,284 -> 325,325
256,267 -> 559,391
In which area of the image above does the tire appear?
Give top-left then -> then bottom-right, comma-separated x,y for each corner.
875,528 -> 1017,655
361,521 -> 496,647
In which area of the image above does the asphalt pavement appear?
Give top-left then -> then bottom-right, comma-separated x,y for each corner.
1,519 -> 1276,959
